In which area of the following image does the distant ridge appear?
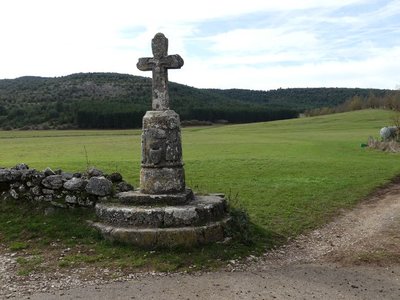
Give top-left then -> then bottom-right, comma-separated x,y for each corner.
0,72 -> 390,129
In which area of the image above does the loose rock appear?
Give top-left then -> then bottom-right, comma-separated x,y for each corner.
0,170 -> 12,183
88,167 -> 103,178
115,181 -> 134,192
61,172 -> 73,181
108,172 -> 123,183
42,175 -> 63,190
63,178 -> 87,191
43,167 -> 56,176
86,176 -> 113,196
65,195 -> 77,204
14,163 -> 29,170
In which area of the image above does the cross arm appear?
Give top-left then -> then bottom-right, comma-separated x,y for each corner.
137,57 -> 154,71
163,54 -> 184,69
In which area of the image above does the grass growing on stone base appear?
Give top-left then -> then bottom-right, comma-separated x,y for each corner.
1,109 -> 400,273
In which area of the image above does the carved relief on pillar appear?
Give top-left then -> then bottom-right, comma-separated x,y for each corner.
141,110 -> 183,168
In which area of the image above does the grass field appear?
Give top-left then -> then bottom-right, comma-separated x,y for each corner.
1,109 -> 400,272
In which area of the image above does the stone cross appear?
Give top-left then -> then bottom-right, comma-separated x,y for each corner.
137,33 -> 184,111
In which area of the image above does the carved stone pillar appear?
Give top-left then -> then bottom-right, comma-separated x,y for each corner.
140,110 -> 185,194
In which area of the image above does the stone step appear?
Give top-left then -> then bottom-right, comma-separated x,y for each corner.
116,188 -> 194,206
90,217 -> 231,248
95,195 -> 228,228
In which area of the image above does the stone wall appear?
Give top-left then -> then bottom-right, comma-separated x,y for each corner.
0,164 -> 134,208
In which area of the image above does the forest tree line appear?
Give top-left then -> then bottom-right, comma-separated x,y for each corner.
76,103 -> 297,129
305,91 -> 400,116
0,72 -> 392,130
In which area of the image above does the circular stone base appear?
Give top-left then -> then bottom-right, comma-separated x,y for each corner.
95,195 -> 228,228
91,193 -> 231,248
90,217 -> 231,248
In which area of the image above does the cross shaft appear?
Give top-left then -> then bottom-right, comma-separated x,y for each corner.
137,33 -> 184,111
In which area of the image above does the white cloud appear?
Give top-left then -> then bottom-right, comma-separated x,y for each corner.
174,46 -> 400,90
208,29 -> 318,54
0,0 -> 398,91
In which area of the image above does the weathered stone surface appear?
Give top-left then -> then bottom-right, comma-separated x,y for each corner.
41,175 -> 63,189
137,32 -> 184,111
91,217 -> 230,248
108,172 -> 123,183
96,195 -> 227,228
88,167 -> 103,178
18,185 -> 26,193
136,33 -> 186,199
380,126 -> 399,141
115,181 -> 134,193
77,197 -> 94,207
10,189 -> 18,199
54,193 -> 63,199
157,228 -> 198,248
33,195 -> 43,202
201,221 -> 226,244
14,163 -> 29,170
30,186 -> 41,196
65,195 -> 77,204
20,169 -> 37,182
32,172 -> 45,185
117,188 -> 193,206
42,188 -> 55,195
10,170 -> 22,181
141,110 -> 183,168
163,207 -> 199,227
86,176 -> 113,196
65,194 -> 93,207
0,169 -> 11,182
140,167 -> 185,194
43,167 -> 56,176
11,182 -> 21,189
98,196 -> 110,202
63,177 -> 87,191
44,194 -> 53,202
61,172 -> 73,181
93,224 -> 158,247
136,34 -> 187,197
34,195 -> 45,202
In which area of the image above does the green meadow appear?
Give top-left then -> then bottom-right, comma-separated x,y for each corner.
1,109 -> 400,272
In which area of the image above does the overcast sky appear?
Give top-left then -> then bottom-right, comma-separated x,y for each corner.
0,0 -> 399,90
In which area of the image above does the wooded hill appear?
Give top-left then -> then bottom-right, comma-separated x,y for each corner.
0,72 -> 390,129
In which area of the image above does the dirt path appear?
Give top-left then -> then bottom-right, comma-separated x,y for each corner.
263,181 -> 400,266
1,182 -> 400,299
